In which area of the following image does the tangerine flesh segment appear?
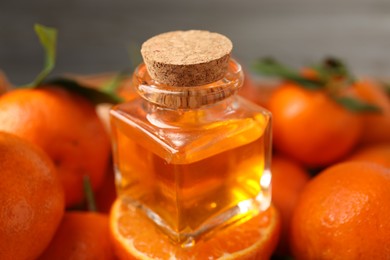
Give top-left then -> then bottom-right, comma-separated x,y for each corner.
110,199 -> 280,260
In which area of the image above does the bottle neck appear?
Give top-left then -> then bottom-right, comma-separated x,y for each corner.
145,95 -> 238,128
132,59 -> 244,110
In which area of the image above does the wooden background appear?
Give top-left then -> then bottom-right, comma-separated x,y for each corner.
1,0 -> 390,84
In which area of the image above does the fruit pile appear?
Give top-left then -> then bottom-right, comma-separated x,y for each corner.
0,25 -> 117,259
0,25 -> 389,259
240,58 -> 390,259
0,79 -> 118,259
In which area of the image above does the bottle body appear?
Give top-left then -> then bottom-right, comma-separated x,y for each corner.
110,60 -> 272,245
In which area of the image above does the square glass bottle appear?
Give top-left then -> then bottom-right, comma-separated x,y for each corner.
110,30 -> 272,247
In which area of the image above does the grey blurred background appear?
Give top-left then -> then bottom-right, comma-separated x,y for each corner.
1,0 -> 390,85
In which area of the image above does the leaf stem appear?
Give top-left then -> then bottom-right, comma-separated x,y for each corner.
83,175 -> 97,212
25,24 -> 57,88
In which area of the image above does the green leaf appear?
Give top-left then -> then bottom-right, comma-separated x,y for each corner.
334,96 -> 382,113
25,24 -> 57,87
83,175 -> 97,212
101,69 -> 131,95
252,58 -> 323,89
44,77 -> 124,104
312,57 -> 355,86
98,43 -> 140,96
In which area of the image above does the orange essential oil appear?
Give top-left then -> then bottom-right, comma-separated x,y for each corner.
110,30 -> 272,246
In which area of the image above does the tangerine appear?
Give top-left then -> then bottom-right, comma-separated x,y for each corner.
0,70 -> 11,95
345,143 -> 390,169
291,162 -> 390,259
0,131 -> 64,259
271,154 -> 310,255
95,162 -> 117,213
110,199 -> 280,260
39,212 -> 115,260
269,83 -> 362,167
0,86 -> 111,207
352,79 -> 390,144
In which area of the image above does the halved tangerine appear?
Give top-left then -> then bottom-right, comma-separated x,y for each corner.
110,199 -> 280,260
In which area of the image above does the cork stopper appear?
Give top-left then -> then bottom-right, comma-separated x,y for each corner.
141,30 -> 233,86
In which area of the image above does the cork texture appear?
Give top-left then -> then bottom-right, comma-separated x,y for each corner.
141,30 -> 232,86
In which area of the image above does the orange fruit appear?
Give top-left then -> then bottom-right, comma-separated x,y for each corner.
238,72 -> 277,109
269,83 -> 362,167
39,212 -> 115,260
271,154 -> 310,255
352,79 -> 390,144
345,143 -> 390,169
96,103 -> 113,136
110,199 -> 280,259
0,131 -> 64,259
0,86 -> 111,207
0,70 -> 11,95
95,162 -> 117,213
290,162 -> 390,259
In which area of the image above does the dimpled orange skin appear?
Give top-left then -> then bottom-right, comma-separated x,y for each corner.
0,132 -> 65,260
269,83 -> 363,167
0,86 -> 111,207
38,212 -> 115,260
290,162 -> 390,260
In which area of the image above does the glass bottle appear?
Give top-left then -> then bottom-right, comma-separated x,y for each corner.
110,30 -> 272,247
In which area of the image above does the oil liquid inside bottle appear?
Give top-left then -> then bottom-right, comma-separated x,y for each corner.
110,97 -> 272,244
